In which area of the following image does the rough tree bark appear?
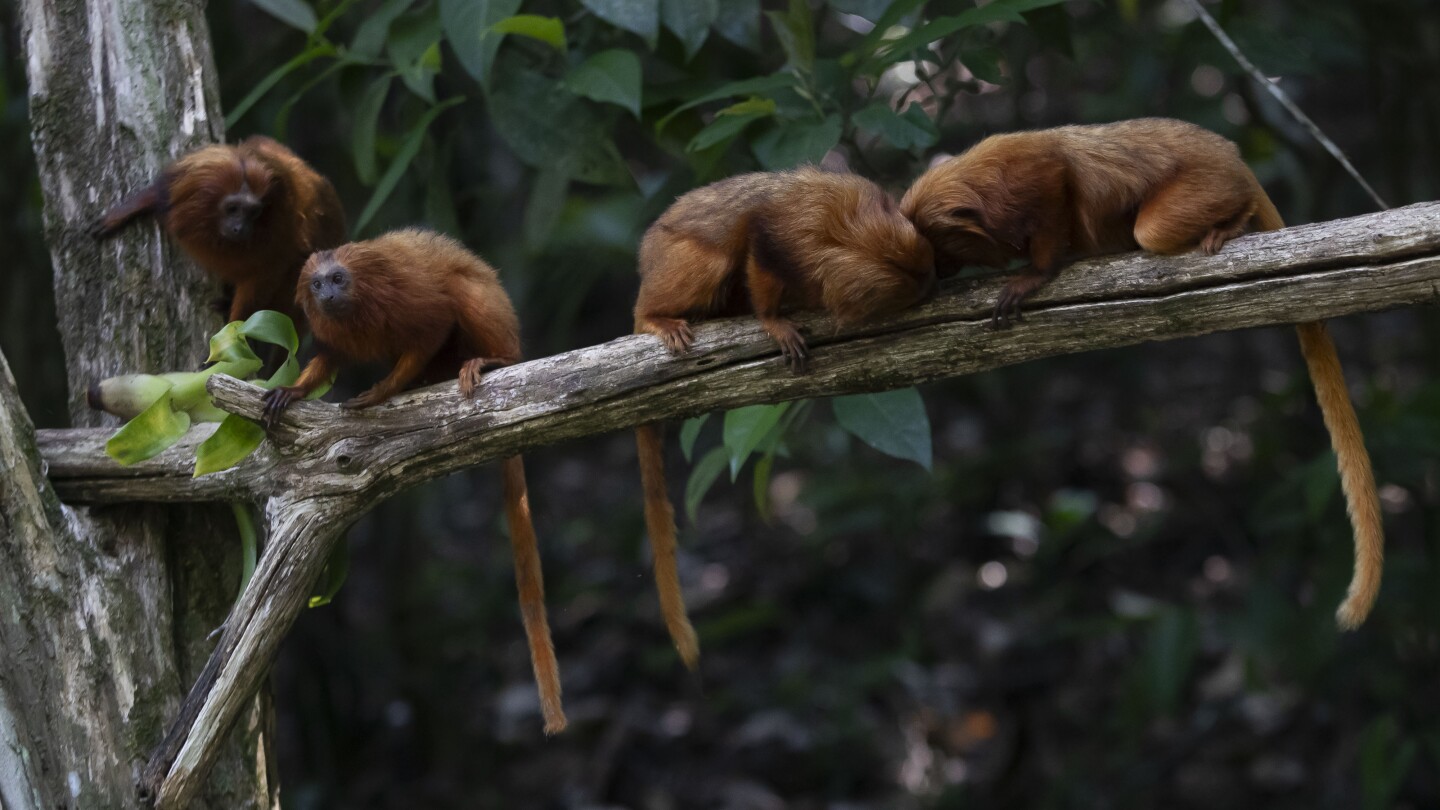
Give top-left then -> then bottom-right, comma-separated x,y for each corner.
6,0 -> 274,807
28,200 -> 1440,807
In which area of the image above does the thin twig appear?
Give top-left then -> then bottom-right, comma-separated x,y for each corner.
1183,0 -> 1389,210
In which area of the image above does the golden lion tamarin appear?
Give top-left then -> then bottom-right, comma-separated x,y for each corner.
902,117 -> 1383,627
94,135 -> 346,327
634,167 -> 938,667
261,228 -> 565,733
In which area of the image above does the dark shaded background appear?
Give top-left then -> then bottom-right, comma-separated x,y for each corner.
3,0 -> 1439,807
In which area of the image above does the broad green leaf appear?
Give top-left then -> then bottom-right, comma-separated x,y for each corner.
561,49 -> 643,118
524,165 -> 570,251
352,0 -> 415,59
832,388 -> 932,470
231,502 -> 259,593
308,539 -> 351,608
765,0 -> 815,72
714,0 -> 760,50
487,63 -> 631,185
226,44 -> 334,128
686,97 -> 775,152
353,74 -> 395,185
239,309 -> 300,357
439,0 -> 522,84
105,395 -> 191,466
581,0 -> 660,45
853,101 -> 937,150
89,374 -> 180,421
196,415 -> 267,477
680,414 -> 710,462
661,0 -> 718,61
389,6 -> 443,102
752,452 -> 775,519
685,447 -> 729,523
723,403 -> 791,480
206,321 -> 260,367
490,14 -> 567,51
355,96 -> 465,233
751,114 -> 842,169
249,0 -> 317,34
656,73 -> 797,130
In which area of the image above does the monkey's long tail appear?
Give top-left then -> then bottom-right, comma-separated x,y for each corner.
1253,189 -> 1385,628
636,424 -> 701,669
500,456 -> 567,734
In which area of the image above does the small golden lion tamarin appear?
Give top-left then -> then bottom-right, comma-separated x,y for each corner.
634,167 -> 938,668
261,228 -> 565,733
94,135 -> 346,327
902,117 -> 1383,628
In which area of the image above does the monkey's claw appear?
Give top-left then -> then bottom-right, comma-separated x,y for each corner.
261,387 -> 297,429
459,358 -> 507,398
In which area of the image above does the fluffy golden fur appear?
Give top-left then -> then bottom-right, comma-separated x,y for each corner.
262,228 -> 566,734
902,117 -> 1383,627
94,135 -> 346,326
634,168 -> 937,668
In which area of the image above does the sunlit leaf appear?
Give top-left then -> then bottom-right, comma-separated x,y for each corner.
490,14 -> 567,51
308,539 -> 351,608
832,388 -> 932,470
105,395 -> 191,466
439,0 -> 522,84
195,415 -> 267,477
561,49 -> 643,117
248,0 -> 317,34
751,114 -> 842,169
723,403 -> 791,480
355,96 -> 465,233
239,310 -> 300,357
685,446 -> 729,523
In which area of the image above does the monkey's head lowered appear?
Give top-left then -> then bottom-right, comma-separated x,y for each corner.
815,182 -> 937,325
167,145 -> 276,245
900,157 -> 1025,277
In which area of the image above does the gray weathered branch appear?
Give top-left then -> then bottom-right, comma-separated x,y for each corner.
35,201 -> 1440,808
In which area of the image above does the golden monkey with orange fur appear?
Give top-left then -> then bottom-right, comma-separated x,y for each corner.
902,117 -> 1383,628
94,135 -> 346,328
262,228 -> 566,733
635,167 -> 937,668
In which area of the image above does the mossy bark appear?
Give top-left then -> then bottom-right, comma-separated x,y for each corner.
9,0 -> 274,807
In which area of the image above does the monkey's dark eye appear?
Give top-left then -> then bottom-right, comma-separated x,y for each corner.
311,279 -> 322,290
331,272 -> 343,284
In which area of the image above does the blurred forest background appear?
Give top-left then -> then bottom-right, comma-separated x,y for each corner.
4,0 -> 1440,807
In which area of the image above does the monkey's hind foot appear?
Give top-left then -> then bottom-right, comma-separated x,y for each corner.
459,358 -> 509,398
1199,221 -> 1248,255
261,386 -> 301,429
760,318 -> 809,374
642,317 -> 695,355
992,275 -> 1046,329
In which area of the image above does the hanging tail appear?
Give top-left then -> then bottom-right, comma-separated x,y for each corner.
636,423 -> 701,669
1252,183 -> 1384,627
500,456 -> 566,733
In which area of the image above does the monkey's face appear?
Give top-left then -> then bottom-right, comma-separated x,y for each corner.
300,252 -> 356,317
217,191 -> 263,242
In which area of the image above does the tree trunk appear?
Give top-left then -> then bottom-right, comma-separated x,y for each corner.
9,0 -> 274,807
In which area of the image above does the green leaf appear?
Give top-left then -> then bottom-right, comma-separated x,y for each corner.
487,62 -> 632,185
439,0 -> 521,85
661,0 -> 718,61
89,374 -> 184,421
864,0 -> 1055,72
581,0 -> 660,45
355,97 -> 465,234
686,97 -> 776,152
765,0 -> 815,72
751,114 -> 842,169
752,452 -> 775,519
231,502 -> 259,593
524,165 -> 570,251
105,395 -> 191,466
238,310 -> 300,358
828,0 -> 896,20
352,0 -> 414,59
195,415 -> 267,477
249,0 -> 317,33
656,72 -> 797,130
490,14 -> 567,51
561,49 -> 643,118
832,388 -> 932,470
680,414 -> 710,462
962,45 -> 1006,84
226,44 -> 334,128
353,74 -> 395,185
389,6 -> 443,103
849,0 -> 927,63
685,447 -> 729,523
723,403 -> 791,480
853,101 -> 938,150
714,0 -> 759,50
308,539 -> 351,608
